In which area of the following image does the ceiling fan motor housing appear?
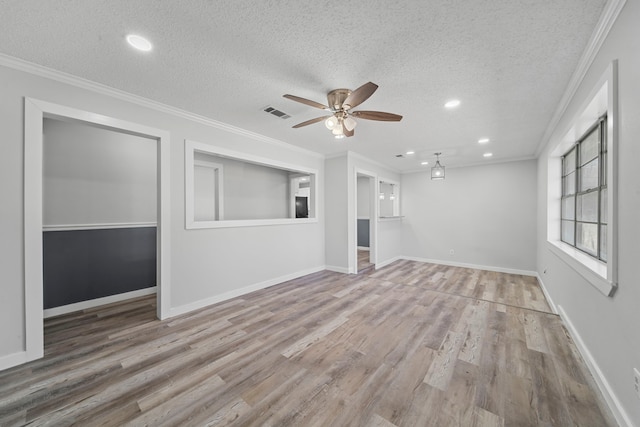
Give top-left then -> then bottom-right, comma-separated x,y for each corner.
327,89 -> 352,110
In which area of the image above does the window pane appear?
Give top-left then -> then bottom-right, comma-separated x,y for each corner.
563,171 -> 576,195
561,220 -> 575,245
601,151 -> 607,186
576,222 -> 598,256
561,196 -> 575,220
579,158 -> 599,191
576,191 -> 598,222
579,129 -> 599,165
600,187 -> 608,224
600,225 -> 607,262
563,148 -> 576,175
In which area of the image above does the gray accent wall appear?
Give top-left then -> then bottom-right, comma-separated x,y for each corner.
357,219 -> 370,247
43,227 -> 156,309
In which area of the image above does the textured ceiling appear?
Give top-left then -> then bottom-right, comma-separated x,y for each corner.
0,0 -> 607,171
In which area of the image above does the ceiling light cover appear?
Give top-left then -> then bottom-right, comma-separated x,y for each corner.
126,34 -> 152,52
478,138 -> 490,144
483,152 -> 493,157
431,152 -> 445,180
344,117 -> 357,132
444,99 -> 460,109
325,116 -> 338,129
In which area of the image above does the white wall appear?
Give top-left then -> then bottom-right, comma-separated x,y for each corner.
324,153 -> 403,272
356,176 -> 370,219
43,118 -> 157,226
324,155 -> 348,271
0,61 -> 325,362
536,1 -> 640,425
402,159 -> 537,273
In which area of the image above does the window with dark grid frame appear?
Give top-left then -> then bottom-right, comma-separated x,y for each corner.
561,116 -> 608,261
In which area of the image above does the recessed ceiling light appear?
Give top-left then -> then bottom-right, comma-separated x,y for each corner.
406,151 -> 415,155
126,34 -> 153,52
444,99 -> 461,109
421,161 -> 429,165
483,152 -> 493,158
478,138 -> 490,144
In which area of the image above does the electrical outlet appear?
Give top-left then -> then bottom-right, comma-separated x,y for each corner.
449,249 -> 454,255
634,368 -> 640,400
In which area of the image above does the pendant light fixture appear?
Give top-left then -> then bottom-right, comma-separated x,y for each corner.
431,152 -> 445,180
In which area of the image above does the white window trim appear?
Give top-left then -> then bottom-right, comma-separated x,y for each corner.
546,61 -> 617,297
185,139 -> 318,229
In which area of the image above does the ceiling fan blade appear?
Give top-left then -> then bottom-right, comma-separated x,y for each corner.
351,110 -> 403,121
283,94 -> 329,110
292,116 -> 330,128
342,82 -> 378,110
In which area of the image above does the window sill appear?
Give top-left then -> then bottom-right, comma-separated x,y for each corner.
378,216 -> 404,221
547,240 -> 616,296
186,217 -> 317,229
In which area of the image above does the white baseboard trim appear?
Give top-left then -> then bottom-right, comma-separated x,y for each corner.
557,305 -> 634,427
43,287 -> 157,318
401,256 -> 537,277
375,256 -> 402,270
325,265 -> 350,274
168,266 -> 325,318
357,246 -> 370,251
535,273 -> 558,314
0,351 -> 29,372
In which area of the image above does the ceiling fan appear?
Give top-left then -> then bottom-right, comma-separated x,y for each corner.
283,82 -> 402,139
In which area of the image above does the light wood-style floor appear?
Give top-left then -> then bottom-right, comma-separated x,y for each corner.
358,249 -> 373,273
0,261 -> 615,426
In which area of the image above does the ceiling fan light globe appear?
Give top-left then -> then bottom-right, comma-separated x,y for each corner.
325,116 -> 338,129
344,117 -> 357,131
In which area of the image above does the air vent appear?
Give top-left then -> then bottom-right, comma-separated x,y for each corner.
395,154 -> 404,158
263,106 -> 291,119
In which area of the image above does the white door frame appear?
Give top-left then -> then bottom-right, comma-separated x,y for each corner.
24,98 -> 171,362
353,169 -> 378,273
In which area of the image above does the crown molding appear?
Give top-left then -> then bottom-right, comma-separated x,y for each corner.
535,0 -> 627,157
0,53 -> 323,159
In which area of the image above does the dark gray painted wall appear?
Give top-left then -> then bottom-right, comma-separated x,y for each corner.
43,227 -> 156,309
357,219 -> 370,247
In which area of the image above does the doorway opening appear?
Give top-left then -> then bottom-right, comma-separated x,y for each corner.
42,118 -> 158,317
24,98 -> 171,363
355,170 -> 377,274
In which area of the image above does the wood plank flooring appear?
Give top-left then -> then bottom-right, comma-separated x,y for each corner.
358,249 -> 373,273
0,260 -> 616,426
